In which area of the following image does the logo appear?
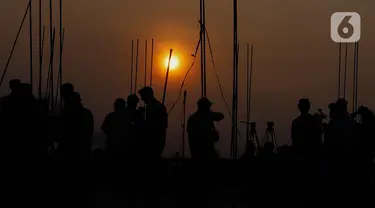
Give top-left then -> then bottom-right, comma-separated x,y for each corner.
331,12 -> 361,43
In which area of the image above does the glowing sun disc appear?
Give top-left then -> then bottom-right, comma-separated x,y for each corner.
164,56 -> 179,70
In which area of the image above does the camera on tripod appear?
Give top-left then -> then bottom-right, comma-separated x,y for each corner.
250,122 -> 256,129
266,121 -> 274,129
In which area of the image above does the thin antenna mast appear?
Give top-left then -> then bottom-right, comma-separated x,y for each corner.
246,43 -> 250,144
130,40 -> 134,94
231,0 -> 238,159
343,44 -> 348,100
38,0 -> 42,99
150,38 -> 154,87
29,0 -> 33,93
59,0 -> 63,110
144,40 -> 148,86
49,0 -> 54,111
199,0 -> 207,97
338,42 -> 342,98
0,2 -> 30,89
162,49 -> 173,105
135,39 -> 139,92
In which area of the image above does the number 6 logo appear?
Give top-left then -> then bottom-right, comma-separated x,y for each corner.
331,12 -> 361,43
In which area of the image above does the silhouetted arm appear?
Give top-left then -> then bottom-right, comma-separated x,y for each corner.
101,114 -> 110,136
211,112 -> 224,121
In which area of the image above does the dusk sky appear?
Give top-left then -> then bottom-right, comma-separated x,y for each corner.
0,0 -> 374,157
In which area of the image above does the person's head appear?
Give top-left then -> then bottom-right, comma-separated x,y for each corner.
114,98 -> 126,112
336,98 -> 348,114
197,97 -> 212,113
127,94 -> 139,108
138,87 -> 154,104
61,83 -> 74,99
9,79 -> 21,93
298,98 -> 310,114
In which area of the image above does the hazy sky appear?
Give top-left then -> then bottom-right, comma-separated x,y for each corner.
1,0 -> 374,157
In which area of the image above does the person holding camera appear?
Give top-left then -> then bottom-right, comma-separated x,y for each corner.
187,97 -> 224,160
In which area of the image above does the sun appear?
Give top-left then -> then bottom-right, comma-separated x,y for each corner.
164,56 -> 179,71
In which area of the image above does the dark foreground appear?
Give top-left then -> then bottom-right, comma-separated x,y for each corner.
1,158 -> 374,207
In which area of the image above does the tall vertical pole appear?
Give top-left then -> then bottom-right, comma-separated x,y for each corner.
38,0 -> 42,99
353,42 -> 359,113
199,0 -> 206,98
135,39 -> 139,92
144,40 -> 148,86
343,44 -> 348,100
29,0 -> 33,93
249,45 -> 254,124
182,90 -> 187,159
49,0 -> 54,111
150,38 -> 154,87
231,0 -> 238,159
246,43 -> 250,147
338,42 -> 342,98
355,42 -> 359,111
352,42 -> 357,113
130,40 -> 134,94
202,0 -> 207,97
162,49 -> 173,105
59,0 -> 63,110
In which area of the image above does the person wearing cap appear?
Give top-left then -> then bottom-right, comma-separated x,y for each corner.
187,97 -> 224,160
138,87 -> 167,159
291,98 -> 322,160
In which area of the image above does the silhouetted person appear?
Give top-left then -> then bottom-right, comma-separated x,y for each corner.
324,98 -> 355,158
124,94 -> 144,159
102,98 -> 128,160
187,97 -> 224,160
61,82 -> 74,108
58,92 -> 94,160
138,87 -> 167,159
291,98 -> 322,160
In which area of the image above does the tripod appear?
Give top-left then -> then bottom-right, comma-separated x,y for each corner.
248,122 -> 260,151
262,122 -> 277,151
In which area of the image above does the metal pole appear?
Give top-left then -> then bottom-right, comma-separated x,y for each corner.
150,38 -> 154,87
353,43 -> 357,112
144,40 -> 147,86
338,42 -> 342,98
49,0 -> 54,111
343,44 -> 348,100
246,43 -> 250,146
231,0 -> 238,159
130,40 -> 134,94
354,42 -> 359,112
29,0 -> 33,93
135,39 -> 139,92
202,0 -> 207,97
59,0 -> 63,110
0,3 -> 30,89
162,49 -> 173,105
38,0 -> 42,99
199,0 -> 204,98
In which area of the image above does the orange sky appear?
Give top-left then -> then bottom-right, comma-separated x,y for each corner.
0,0 -> 374,157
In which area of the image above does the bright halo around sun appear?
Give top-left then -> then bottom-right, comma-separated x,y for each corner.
164,55 -> 179,71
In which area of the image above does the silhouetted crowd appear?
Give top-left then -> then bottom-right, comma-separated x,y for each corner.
0,79 -> 374,202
